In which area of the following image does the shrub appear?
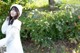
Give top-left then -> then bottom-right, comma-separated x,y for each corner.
20,8 -> 80,47
0,0 -> 80,47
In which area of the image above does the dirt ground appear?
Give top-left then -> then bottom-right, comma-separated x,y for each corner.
22,39 -> 80,53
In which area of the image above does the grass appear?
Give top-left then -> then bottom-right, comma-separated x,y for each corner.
24,0 -> 49,10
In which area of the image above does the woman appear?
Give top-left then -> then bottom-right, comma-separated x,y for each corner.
0,4 -> 24,53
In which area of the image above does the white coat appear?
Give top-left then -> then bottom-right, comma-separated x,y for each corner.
0,4 -> 24,53
0,19 -> 24,53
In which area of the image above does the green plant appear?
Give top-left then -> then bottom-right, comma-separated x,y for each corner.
19,8 -> 80,47
0,0 -> 80,48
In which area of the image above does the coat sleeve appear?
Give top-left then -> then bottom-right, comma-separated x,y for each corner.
1,19 -> 9,34
0,27 -> 14,47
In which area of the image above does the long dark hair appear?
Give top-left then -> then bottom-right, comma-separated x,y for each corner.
8,6 -> 20,25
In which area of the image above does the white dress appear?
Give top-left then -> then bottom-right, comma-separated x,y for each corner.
0,19 -> 24,53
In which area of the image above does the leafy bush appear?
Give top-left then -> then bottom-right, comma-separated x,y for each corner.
0,1 -> 10,15
0,0 -> 80,47
19,8 -> 80,47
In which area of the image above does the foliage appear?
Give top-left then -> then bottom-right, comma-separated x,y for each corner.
0,0 -> 48,15
61,0 -> 80,4
0,0 -> 80,47
20,7 -> 80,47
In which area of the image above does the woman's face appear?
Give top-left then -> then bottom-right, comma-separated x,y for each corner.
10,9 -> 17,17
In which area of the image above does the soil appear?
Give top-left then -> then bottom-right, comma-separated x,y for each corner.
22,39 -> 79,53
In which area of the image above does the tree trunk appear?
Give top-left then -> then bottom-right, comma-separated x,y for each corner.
48,0 -> 55,10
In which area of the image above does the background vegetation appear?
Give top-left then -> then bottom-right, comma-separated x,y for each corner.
0,0 -> 80,53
